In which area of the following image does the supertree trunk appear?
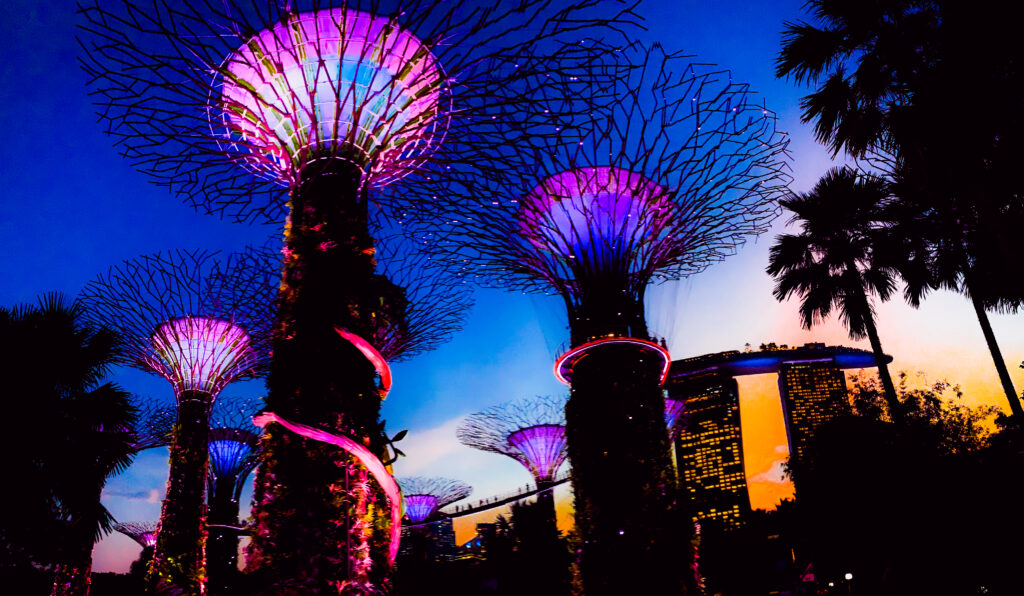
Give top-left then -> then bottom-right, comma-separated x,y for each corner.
565,342 -> 688,595
245,160 -> 390,593
530,480 -> 570,596
207,476 -> 242,595
147,391 -> 213,593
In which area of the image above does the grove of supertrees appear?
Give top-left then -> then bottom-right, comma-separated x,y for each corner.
79,249 -> 273,593
206,395 -> 265,594
409,43 -> 792,593
78,1 -> 636,591
457,395 -> 570,594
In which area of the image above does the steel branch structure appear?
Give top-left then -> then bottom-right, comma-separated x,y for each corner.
206,395 -> 264,594
114,521 -> 160,549
457,395 -> 569,486
131,395 -> 175,451
78,3 -> 632,590
411,43 -> 792,595
78,249 -> 272,594
396,477 -> 472,524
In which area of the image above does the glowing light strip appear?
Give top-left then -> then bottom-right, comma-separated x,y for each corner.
252,412 -> 402,563
336,327 -> 392,399
555,337 -> 671,386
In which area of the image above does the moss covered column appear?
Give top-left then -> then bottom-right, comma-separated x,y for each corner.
245,159 -> 391,593
146,391 -> 213,593
565,343 -> 689,595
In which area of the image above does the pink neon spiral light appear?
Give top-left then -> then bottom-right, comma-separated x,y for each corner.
252,411 -> 402,563
555,337 -> 671,386
219,8 -> 445,186
335,327 -> 392,398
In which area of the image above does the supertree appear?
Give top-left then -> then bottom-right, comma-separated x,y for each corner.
408,43 -> 792,594
114,521 -> 159,549
457,396 -> 569,594
78,2 -> 634,591
206,395 -> 265,594
131,395 -> 176,451
397,477 -> 472,524
79,249 -> 272,593
665,397 -> 685,442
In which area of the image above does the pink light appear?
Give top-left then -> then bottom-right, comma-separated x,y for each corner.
508,424 -> 567,482
218,8 -> 446,187
252,411 -> 402,564
519,167 -> 673,263
149,317 -> 253,397
555,337 -> 671,386
335,327 -> 391,399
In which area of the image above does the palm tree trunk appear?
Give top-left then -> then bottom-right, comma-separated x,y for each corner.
968,291 -> 1023,417
861,309 -> 901,420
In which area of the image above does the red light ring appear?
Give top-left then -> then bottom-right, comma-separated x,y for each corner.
554,337 -> 671,386
252,411 -> 403,564
336,327 -> 392,399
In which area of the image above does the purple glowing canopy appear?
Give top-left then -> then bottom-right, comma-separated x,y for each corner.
507,424 -> 567,482
113,521 -> 159,548
397,477 -> 472,523
218,6 -> 446,187
520,167 -> 674,272
149,316 -> 255,397
403,495 -> 439,523
457,395 -> 569,483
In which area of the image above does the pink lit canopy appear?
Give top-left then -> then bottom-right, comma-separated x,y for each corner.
218,7 -> 446,187
148,316 -> 255,397
507,424 -> 568,482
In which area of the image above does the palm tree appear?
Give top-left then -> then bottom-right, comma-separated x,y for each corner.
767,167 -> 901,416
777,0 -> 1024,418
0,294 -> 137,596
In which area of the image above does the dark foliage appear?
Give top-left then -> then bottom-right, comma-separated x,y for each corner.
784,372 -> 1022,595
0,294 -> 137,594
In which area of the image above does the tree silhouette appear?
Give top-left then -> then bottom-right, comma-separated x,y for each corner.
767,167 -> 902,416
777,0 -> 1024,417
0,294 -> 137,596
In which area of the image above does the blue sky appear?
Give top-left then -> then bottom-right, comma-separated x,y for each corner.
3,0 -> 1023,572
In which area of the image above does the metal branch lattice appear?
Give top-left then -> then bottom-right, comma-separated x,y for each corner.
132,394 -> 176,450
78,0 -> 641,223
78,249 -> 273,399
457,395 -> 568,482
114,521 -> 159,548
404,42 -> 792,322
396,476 -> 472,523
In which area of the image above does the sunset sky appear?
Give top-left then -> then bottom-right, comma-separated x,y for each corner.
3,0 -> 1022,573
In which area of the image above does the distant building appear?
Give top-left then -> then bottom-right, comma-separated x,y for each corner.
778,361 -> 850,465
399,517 -> 459,563
667,369 -> 750,529
668,343 -> 889,526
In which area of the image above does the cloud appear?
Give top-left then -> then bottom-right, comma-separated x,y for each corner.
103,488 -> 163,503
749,459 -> 789,485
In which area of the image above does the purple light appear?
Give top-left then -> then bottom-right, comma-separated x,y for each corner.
218,7 -> 445,186
404,494 -> 439,523
665,398 -> 685,440
508,424 -> 567,482
519,167 -> 673,266
149,317 -> 253,397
